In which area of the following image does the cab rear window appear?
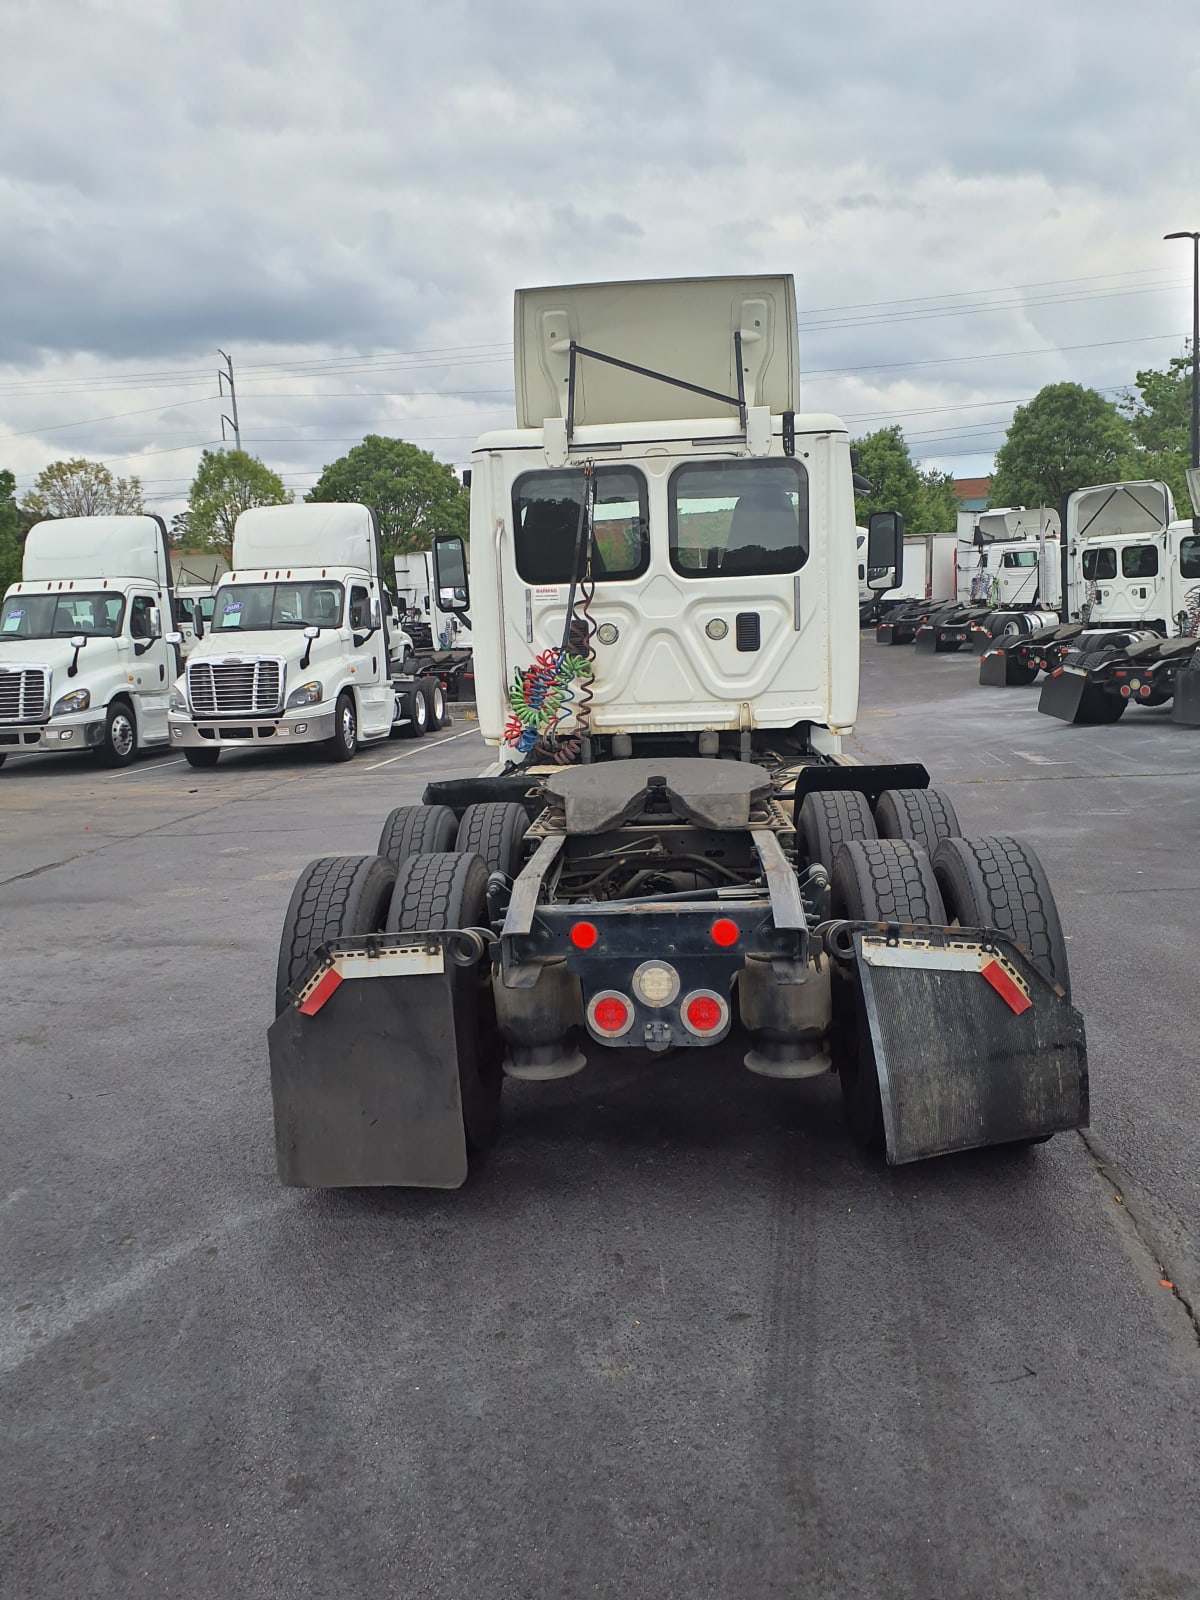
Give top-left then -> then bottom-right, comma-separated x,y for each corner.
1180,536 -> 1200,579
1121,544 -> 1158,579
1082,547 -> 1116,580
668,459 -> 810,579
513,468 -> 648,584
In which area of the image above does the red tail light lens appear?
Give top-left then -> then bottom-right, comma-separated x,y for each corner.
587,991 -> 634,1037
711,918 -> 739,948
681,990 -> 729,1036
570,921 -> 598,949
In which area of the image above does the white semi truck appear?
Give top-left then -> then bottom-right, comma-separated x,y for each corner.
167,502 -> 444,768
1063,479 -> 1199,635
0,514 -> 179,768
957,507 -> 1062,611
268,275 -> 1087,1189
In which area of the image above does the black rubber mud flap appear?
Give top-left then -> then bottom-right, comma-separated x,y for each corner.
913,627 -> 939,655
876,622 -> 912,646
1171,667 -> 1200,726
851,931 -> 1088,1163
269,960 -> 468,1188
1038,667 -> 1116,724
978,648 -> 1014,686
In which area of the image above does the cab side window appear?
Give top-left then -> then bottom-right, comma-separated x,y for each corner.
130,595 -> 156,640
349,585 -> 370,631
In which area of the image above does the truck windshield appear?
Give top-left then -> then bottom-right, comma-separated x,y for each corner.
1,591 -> 126,639
512,468 -> 649,583
669,459 -> 809,578
211,582 -> 345,631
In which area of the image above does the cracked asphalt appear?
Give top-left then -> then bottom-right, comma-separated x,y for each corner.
2,654 -> 1198,1600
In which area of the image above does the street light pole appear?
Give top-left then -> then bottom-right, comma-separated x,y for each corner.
1164,230 -> 1199,533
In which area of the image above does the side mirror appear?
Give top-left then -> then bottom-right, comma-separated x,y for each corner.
461,468 -> 472,489
1187,465 -> 1200,519
369,597 -> 381,630
191,604 -> 205,641
148,606 -> 162,640
866,512 -> 903,592
165,631 -> 183,646
432,535 -> 470,615
70,634 -> 87,651
304,625 -> 320,639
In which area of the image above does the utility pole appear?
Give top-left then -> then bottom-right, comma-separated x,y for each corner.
1163,231 -> 1199,533
217,348 -> 242,451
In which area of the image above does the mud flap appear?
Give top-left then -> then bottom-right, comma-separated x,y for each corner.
1038,667 -> 1112,723
853,932 -> 1087,1163
1171,666 -> 1200,726
876,622 -> 913,645
913,628 -> 938,655
978,648 -> 1013,685
269,944 -> 468,1188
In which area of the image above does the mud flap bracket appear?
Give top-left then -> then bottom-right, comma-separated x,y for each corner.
269,938 -> 469,1188
853,930 -> 1088,1163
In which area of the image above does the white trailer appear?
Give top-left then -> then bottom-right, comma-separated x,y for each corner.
0,515 -> 179,768
167,503 -> 444,768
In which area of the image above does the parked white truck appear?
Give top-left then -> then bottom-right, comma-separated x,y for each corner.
0,514 -> 179,768
167,502 -> 443,768
1065,479 -> 1199,635
957,507 -> 1062,611
268,274 -> 1087,1190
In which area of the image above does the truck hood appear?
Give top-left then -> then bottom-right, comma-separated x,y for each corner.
0,635 -> 123,676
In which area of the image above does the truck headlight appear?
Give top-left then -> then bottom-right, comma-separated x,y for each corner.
169,689 -> 188,714
51,688 -> 90,716
286,681 -> 323,709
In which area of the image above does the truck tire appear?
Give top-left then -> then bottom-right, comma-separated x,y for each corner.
96,699 -> 137,768
275,853 -> 397,1013
385,851 -> 501,1152
427,680 -> 448,729
830,839 -> 948,1148
328,690 -> 358,761
377,803 -> 458,867
184,748 -> 220,769
874,787 -> 961,855
396,683 -> 429,740
455,801 -> 530,877
795,789 -> 877,872
932,835 -> 1071,997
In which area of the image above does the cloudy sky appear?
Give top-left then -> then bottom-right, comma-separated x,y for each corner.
3,0 -> 1198,516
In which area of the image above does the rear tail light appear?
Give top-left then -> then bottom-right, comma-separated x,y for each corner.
1120,685 -> 1131,697
681,990 -> 729,1037
711,918 -> 739,948
570,920 -> 599,949
587,991 -> 634,1038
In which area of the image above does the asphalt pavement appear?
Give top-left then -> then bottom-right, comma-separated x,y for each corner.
2,660 -> 1198,1600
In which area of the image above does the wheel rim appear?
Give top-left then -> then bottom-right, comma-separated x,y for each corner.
341,701 -> 356,748
415,694 -> 427,729
433,687 -> 445,721
111,713 -> 134,757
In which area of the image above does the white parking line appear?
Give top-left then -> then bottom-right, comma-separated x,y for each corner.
362,727 -> 480,771
113,757 -> 189,778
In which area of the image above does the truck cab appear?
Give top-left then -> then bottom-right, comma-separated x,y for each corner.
1066,480 -> 1199,634
0,514 -> 178,768
167,502 -> 433,768
957,508 -> 1061,610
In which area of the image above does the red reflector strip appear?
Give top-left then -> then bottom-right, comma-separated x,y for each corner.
298,967 -> 343,1016
980,959 -> 1031,1016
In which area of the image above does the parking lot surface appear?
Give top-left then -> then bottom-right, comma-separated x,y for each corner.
3,657 -> 1199,1600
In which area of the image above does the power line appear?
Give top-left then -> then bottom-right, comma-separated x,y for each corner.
802,330 -> 1185,378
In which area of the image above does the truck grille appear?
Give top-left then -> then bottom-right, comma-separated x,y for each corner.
0,667 -> 49,723
188,658 -> 284,717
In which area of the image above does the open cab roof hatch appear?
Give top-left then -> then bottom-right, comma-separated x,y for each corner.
514,276 -> 800,450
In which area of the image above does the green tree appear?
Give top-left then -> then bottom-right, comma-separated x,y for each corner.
918,467 -> 960,533
306,435 -> 469,557
20,457 -> 144,520
853,426 -> 926,533
990,383 -> 1133,508
187,448 -> 291,563
0,470 -> 22,595
1120,344 -> 1194,511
